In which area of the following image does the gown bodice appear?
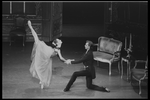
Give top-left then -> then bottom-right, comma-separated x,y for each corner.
31,41 -> 58,61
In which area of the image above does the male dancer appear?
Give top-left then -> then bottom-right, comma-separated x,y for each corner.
64,40 -> 110,92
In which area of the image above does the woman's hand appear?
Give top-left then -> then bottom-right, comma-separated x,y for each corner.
64,59 -> 75,64
70,59 -> 75,61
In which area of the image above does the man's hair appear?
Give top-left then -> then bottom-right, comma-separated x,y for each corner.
86,40 -> 93,47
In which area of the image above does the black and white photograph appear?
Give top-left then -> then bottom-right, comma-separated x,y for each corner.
2,1 -> 148,99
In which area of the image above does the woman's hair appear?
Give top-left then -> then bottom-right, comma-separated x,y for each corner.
52,39 -> 58,46
52,38 -> 62,48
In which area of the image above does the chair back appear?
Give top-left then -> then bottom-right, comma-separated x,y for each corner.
98,37 -> 122,54
134,56 -> 148,69
14,16 -> 26,29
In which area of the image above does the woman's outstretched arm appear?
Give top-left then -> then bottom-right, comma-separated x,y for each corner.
27,20 -> 39,43
56,49 -> 66,62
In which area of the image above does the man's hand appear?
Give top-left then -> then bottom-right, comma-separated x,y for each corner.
65,60 -> 71,64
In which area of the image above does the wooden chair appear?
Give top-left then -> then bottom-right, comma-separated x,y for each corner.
9,15 -> 27,46
130,57 -> 148,95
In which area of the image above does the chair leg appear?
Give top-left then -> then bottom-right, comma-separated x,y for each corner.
118,61 -> 120,74
9,36 -> 11,46
130,72 -> 133,85
128,62 -> 131,83
139,80 -> 141,95
121,58 -> 124,79
127,61 -> 129,81
109,63 -> 111,76
9,41 -> 11,46
97,61 -> 99,67
23,36 -> 25,46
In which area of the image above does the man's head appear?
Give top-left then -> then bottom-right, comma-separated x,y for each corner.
85,40 -> 93,50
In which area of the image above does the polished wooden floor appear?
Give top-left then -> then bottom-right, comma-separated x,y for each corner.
2,41 -> 147,99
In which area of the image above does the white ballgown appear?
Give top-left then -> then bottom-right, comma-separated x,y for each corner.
29,25 -> 57,88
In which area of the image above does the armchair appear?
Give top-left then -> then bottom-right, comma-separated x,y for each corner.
93,37 -> 122,76
9,15 -> 27,46
130,57 -> 148,95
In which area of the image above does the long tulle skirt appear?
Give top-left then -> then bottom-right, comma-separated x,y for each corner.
30,41 -> 54,87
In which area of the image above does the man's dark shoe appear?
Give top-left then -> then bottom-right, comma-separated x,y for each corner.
64,88 -> 70,92
103,87 -> 110,92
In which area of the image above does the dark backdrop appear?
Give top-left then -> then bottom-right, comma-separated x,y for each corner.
63,2 -> 104,24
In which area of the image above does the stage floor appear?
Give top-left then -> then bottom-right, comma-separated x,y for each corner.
2,41 -> 147,99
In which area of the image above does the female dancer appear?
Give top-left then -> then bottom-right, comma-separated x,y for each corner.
28,20 -> 69,89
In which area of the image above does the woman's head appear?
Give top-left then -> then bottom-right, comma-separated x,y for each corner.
52,38 -> 62,48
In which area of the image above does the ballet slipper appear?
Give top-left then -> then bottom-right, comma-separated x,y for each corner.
39,81 -> 42,84
41,84 -> 44,89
